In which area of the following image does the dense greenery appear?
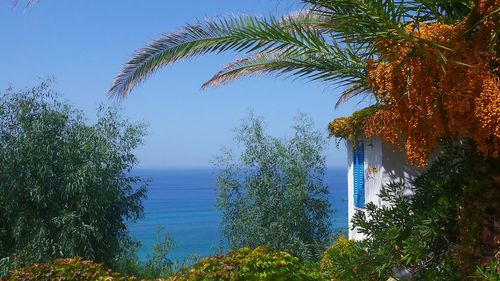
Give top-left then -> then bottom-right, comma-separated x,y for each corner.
214,113 -> 331,260
0,82 -> 147,273
4,94 -> 496,280
5,247 -> 323,281
5,0 -> 499,279
337,141 -> 499,280
320,237 -> 377,281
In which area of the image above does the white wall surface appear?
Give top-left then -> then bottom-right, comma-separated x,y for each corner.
347,137 -> 421,240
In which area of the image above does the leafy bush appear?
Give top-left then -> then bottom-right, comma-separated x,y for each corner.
215,113 -> 331,260
0,82 -> 147,273
168,246 -> 322,281
350,141 -> 500,280
320,237 -> 378,281
6,258 -> 135,281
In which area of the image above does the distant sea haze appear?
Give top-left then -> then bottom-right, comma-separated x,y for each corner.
128,168 -> 348,262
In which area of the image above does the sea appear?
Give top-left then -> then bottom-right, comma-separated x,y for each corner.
128,168 -> 348,262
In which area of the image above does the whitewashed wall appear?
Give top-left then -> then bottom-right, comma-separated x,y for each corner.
346,137 -> 420,240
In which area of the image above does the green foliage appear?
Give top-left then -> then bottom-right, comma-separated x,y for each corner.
141,228 -> 177,279
214,113 -> 331,260
349,140 -> 500,280
168,246 -> 322,281
110,238 -> 144,278
6,258 -> 135,281
474,260 -> 500,281
111,227 -> 198,280
109,0 -> 485,107
327,105 -> 382,145
0,82 -> 147,272
320,237 -> 378,281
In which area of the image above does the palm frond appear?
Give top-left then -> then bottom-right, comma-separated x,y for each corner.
202,48 -> 367,90
109,13 -> 334,98
110,0 -> 481,99
304,0 -> 409,43
334,82 -> 372,109
414,0 -> 474,22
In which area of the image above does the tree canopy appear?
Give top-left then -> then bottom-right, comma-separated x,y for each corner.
0,82 -> 147,268
214,113 -> 331,260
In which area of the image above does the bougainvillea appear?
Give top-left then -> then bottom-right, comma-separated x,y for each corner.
363,0 -> 499,166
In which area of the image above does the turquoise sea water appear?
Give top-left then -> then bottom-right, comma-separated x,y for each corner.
128,168 -> 348,262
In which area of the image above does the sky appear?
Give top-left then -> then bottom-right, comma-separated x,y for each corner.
1,0 -> 372,168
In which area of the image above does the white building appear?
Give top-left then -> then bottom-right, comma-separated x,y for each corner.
346,137 -> 421,240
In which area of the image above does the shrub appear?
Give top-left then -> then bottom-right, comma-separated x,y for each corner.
350,141 -> 499,280
167,246 -> 322,281
6,258 -> 135,281
320,237 -> 378,281
215,113 -> 331,260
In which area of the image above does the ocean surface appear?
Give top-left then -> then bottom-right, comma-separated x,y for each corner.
128,168 -> 348,262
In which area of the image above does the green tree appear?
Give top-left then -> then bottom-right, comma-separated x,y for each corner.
214,113 -> 331,260
0,82 -> 147,269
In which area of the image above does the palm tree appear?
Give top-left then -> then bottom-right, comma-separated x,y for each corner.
108,0 -> 486,103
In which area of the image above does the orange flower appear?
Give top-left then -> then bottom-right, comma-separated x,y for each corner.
365,1 -> 499,166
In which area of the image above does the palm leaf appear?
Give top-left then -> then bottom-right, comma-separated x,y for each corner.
109,13 -> 335,98
202,49 -> 367,89
110,0 -> 479,99
335,82 -> 372,109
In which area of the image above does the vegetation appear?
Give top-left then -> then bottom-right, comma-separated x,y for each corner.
327,105 -> 381,146
167,246 -> 321,281
214,113 -> 331,260
320,237 -> 377,281
108,0 -> 490,100
109,0 -> 499,168
4,0 -> 499,279
0,82 -> 147,274
6,258 -> 135,281
4,247 -> 322,281
363,1 -> 499,166
111,227 -> 182,280
345,141 -> 499,280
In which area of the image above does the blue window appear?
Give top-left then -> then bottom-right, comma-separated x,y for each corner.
353,141 -> 365,208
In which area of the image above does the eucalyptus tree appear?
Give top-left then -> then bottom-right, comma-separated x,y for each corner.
109,0 -> 480,104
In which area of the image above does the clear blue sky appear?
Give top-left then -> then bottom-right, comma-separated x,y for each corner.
1,0 -> 371,168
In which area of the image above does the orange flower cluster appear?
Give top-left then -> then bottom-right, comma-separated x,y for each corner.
365,0 -> 499,166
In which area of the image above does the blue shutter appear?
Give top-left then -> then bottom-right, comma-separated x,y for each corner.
353,141 -> 365,208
